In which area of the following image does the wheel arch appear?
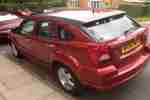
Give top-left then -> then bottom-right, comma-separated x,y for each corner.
50,59 -> 81,81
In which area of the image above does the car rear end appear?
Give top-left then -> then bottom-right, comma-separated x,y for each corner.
99,28 -> 149,90
79,12 -> 150,90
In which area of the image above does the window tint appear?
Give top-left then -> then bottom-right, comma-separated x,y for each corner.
38,22 -> 50,38
21,21 -> 35,35
59,28 -> 73,40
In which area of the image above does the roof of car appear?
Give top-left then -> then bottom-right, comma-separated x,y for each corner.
47,9 -> 126,23
27,9 -> 126,27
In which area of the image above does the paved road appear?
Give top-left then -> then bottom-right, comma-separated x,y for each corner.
0,44 -> 150,100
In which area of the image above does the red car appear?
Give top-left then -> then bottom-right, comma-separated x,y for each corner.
9,9 -> 150,95
145,25 -> 150,49
0,12 -> 22,42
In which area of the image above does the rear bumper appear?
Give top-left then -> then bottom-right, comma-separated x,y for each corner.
80,52 -> 150,91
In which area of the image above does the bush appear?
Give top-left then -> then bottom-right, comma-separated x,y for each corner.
0,1 -> 65,12
119,2 -> 150,17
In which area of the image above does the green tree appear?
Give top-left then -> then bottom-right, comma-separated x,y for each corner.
0,0 -> 65,12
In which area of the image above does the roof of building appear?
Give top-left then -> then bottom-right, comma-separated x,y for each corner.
48,9 -> 126,23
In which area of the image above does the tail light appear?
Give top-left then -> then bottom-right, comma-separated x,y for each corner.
144,26 -> 150,44
146,32 -> 150,44
88,43 -> 111,66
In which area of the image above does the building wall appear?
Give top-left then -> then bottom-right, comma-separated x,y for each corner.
112,0 -> 121,8
80,0 -> 88,8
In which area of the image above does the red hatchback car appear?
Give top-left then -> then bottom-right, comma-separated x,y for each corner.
9,9 -> 150,94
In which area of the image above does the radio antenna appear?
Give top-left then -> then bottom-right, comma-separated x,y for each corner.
92,8 -> 95,15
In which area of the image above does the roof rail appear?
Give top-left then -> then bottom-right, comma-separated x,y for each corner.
43,7 -> 90,13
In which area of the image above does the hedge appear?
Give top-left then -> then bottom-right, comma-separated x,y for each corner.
119,2 -> 150,17
0,2 -> 65,12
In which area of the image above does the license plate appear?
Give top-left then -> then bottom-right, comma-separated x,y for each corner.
121,39 -> 141,54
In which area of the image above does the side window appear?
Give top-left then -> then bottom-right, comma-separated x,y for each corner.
38,21 -> 50,38
58,27 -> 73,40
20,20 -> 35,35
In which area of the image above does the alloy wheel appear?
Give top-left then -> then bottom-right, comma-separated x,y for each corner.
57,67 -> 75,91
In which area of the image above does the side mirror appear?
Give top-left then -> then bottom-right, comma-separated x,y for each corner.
11,27 -> 20,33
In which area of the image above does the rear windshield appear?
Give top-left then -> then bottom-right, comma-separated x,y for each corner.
83,14 -> 140,42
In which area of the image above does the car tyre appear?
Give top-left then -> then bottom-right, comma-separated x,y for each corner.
55,64 -> 83,95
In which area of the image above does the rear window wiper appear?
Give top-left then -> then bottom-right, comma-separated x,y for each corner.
124,27 -> 138,35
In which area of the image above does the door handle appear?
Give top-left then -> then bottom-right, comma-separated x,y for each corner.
25,39 -> 32,42
48,44 -> 56,48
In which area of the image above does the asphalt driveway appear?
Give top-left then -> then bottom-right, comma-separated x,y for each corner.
0,44 -> 150,100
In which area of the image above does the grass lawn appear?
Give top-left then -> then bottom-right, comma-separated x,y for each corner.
136,16 -> 150,22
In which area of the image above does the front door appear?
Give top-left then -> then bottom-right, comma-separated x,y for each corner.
13,20 -> 36,57
31,21 -> 57,64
